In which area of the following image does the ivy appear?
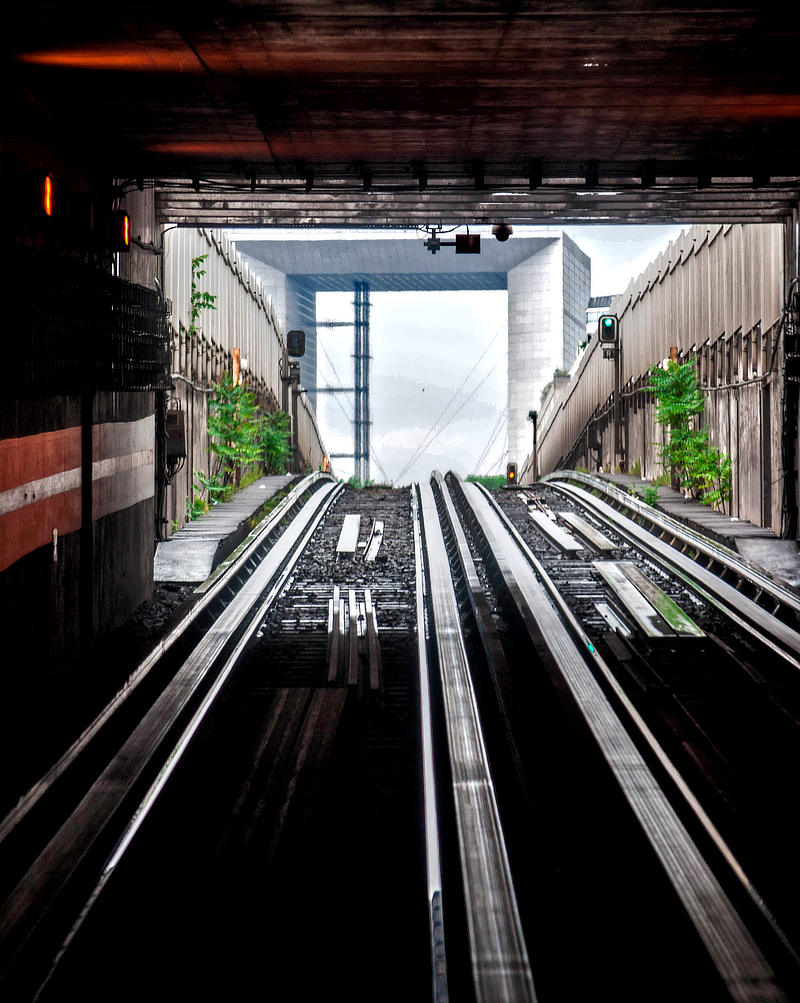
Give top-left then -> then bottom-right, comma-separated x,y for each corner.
645,359 -> 732,511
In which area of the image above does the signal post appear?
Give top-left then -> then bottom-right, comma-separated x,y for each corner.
599,314 -> 625,473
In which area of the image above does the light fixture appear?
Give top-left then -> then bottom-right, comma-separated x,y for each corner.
108,209 -> 131,252
423,227 -> 481,255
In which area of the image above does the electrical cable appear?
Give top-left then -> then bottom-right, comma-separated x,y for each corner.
394,326 -> 505,481
490,430 -> 509,475
395,364 -> 499,483
472,407 -> 508,473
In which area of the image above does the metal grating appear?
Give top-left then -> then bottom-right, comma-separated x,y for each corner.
7,250 -> 170,397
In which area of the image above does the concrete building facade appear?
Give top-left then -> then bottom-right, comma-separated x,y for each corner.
235,231 -> 590,476
507,234 -> 591,466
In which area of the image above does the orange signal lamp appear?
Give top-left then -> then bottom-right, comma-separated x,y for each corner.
109,210 -> 131,251
43,174 -> 54,217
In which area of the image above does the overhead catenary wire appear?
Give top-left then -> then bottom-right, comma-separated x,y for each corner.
395,364 -> 500,483
472,406 -> 508,474
394,326 -> 506,482
490,429 -> 509,475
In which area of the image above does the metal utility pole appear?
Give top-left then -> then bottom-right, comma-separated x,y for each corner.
613,345 -> 623,470
599,313 -> 625,472
281,339 -> 302,472
353,280 -> 371,483
314,286 -> 371,482
528,409 -> 538,482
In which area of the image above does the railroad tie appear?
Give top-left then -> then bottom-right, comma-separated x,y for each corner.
336,513 -> 361,555
327,585 -> 344,683
364,588 -> 383,695
326,586 -> 383,696
348,589 -> 360,686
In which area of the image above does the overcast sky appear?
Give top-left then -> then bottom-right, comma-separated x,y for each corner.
231,224 -> 685,484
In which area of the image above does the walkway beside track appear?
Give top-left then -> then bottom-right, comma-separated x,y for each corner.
596,473 -> 800,587
154,474 -> 293,582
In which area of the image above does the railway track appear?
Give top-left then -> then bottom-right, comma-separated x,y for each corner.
499,476 -> 800,960
1,470 -> 799,1001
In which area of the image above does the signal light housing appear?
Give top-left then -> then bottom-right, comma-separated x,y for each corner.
598,314 -> 619,343
287,329 -> 306,357
455,234 -> 481,254
506,462 -> 517,485
19,170 -> 57,225
108,210 -> 131,252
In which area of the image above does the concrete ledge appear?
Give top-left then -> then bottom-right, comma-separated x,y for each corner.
154,474 -> 293,582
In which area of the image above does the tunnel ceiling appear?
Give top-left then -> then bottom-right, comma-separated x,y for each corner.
4,2 -> 800,225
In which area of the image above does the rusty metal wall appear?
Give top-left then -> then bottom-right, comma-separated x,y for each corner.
535,223 -> 786,530
162,228 -> 327,527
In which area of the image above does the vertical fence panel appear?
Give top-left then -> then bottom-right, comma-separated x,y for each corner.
162,228 -> 327,527
536,223 -> 784,529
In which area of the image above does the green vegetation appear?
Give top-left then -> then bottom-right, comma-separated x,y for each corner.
540,367 -> 570,405
188,254 -> 217,338
640,485 -> 660,506
646,359 -> 732,511
466,474 -> 507,489
187,374 -> 291,520
208,372 -> 265,488
262,409 -> 292,474
343,476 -> 393,490
182,256 -> 292,522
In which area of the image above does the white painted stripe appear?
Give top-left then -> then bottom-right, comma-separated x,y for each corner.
0,449 -> 153,518
94,416 -> 154,461
93,460 -> 154,521
0,468 -> 82,517
93,449 -> 154,482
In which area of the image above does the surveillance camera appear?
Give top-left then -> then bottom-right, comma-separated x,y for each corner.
492,223 -> 513,242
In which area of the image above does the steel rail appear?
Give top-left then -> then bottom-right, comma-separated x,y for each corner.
411,486 -> 448,1003
416,482 -> 536,1003
545,478 -> 800,670
457,477 -> 788,1002
0,471 -> 333,850
466,477 -> 800,973
543,470 -> 800,621
430,471 -> 531,808
0,479 -> 343,999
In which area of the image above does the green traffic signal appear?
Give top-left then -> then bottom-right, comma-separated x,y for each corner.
598,314 -> 619,342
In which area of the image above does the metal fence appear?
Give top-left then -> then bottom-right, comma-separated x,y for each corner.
7,248 -> 170,397
534,223 -> 786,529
161,228 -> 327,528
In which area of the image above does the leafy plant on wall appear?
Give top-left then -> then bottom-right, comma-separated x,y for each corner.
182,254 -> 292,520
646,359 -> 732,511
207,372 -> 264,487
188,253 -> 217,338
261,409 -> 291,474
